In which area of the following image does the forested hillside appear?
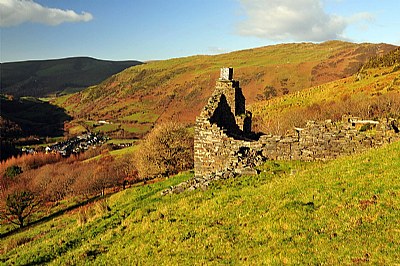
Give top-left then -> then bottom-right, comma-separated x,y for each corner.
1,57 -> 142,97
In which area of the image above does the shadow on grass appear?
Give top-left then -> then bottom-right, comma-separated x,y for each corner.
0,195 -> 108,239
0,179 -> 167,240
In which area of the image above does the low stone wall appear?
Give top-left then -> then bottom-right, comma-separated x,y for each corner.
258,117 -> 399,161
195,114 -> 399,178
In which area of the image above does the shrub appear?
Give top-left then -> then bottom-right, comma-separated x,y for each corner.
77,205 -> 92,226
5,165 -> 23,178
94,199 -> 111,217
135,122 -> 194,179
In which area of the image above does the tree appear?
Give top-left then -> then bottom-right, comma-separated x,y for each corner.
92,152 -> 123,196
1,190 -> 40,228
114,153 -> 138,188
135,122 -> 194,179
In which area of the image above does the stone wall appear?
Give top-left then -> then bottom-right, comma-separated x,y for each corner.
257,116 -> 399,161
194,68 -> 256,177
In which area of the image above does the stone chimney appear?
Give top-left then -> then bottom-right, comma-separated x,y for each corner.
220,67 -> 233,81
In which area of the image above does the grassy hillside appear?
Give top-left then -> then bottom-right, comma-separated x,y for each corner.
56,41 -> 397,137
250,50 -> 400,134
1,141 -> 399,264
1,57 -> 142,97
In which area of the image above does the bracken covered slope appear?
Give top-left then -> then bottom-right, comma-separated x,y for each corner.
250,47 -> 400,134
56,41 -> 397,137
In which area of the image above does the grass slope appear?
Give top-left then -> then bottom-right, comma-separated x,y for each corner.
250,63 -> 400,133
56,41 -> 397,137
1,57 -> 142,97
1,141 -> 399,264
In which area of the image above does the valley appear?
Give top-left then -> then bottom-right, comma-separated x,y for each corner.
1,40 -> 400,265
50,41 -> 398,138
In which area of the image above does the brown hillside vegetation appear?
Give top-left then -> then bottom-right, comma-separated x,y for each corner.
250,47 -> 400,134
55,41 -> 397,137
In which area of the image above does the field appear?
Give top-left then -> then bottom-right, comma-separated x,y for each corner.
1,141 -> 399,264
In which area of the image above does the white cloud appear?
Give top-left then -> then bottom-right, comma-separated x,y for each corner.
0,0 -> 93,27
237,0 -> 372,42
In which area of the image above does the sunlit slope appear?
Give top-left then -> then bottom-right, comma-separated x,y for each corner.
57,41 -> 397,136
1,141 -> 400,264
250,49 -> 400,133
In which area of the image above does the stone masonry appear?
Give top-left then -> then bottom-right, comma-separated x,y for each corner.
194,68 -> 255,178
162,68 -> 400,195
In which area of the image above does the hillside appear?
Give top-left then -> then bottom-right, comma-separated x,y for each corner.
55,41 -> 397,137
250,47 -> 400,134
0,57 -> 143,97
0,95 -> 70,138
1,141 -> 399,264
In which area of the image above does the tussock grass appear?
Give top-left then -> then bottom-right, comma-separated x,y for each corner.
1,142 -> 400,264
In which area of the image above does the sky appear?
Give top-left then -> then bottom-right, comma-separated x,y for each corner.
1,0 -> 399,63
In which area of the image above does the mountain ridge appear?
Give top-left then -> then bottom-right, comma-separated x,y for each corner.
55,41 -> 398,137
0,57 -> 143,97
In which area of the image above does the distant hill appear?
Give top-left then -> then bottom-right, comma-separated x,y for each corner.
0,95 -> 72,160
0,57 -> 143,97
55,41 -> 398,137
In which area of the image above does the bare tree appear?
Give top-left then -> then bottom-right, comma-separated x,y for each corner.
0,189 -> 40,228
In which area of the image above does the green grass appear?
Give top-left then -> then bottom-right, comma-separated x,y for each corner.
108,146 -> 138,158
84,145 -> 138,162
1,142 -> 400,264
121,111 -> 159,123
69,125 -> 87,135
121,123 -> 152,134
94,124 -> 119,133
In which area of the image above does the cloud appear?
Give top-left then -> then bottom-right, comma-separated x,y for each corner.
0,0 -> 93,27
237,0 -> 372,42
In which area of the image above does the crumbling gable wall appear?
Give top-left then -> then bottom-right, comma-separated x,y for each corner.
194,68 -> 255,177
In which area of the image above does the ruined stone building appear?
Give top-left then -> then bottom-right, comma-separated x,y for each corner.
194,68 -> 400,178
194,68 -> 257,177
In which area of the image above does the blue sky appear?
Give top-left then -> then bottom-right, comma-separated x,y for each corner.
1,0 -> 399,62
